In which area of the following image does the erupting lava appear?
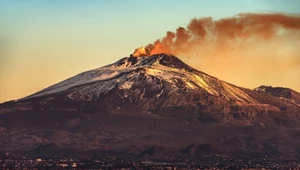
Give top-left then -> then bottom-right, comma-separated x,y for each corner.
132,42 -> 171,57
132,46 -> 148,57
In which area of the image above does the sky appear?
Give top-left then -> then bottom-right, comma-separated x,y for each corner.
0,0 -> 300,102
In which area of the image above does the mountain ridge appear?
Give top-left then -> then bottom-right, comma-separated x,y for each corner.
0,53 -> 300,159
255,85 -> 300,105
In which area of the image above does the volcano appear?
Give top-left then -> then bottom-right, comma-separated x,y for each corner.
1,54 -> 300,159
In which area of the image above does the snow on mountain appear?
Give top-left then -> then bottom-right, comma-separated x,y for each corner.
25,54 -> 257,103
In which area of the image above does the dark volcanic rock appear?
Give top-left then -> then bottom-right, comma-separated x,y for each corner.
255,85 -> 300,104
181,143 -> 221,155
141,146 -> 165,155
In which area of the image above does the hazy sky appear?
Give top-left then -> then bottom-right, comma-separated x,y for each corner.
0,0 -> 300,102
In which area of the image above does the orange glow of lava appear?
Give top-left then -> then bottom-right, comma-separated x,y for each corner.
132,46 -> 148,57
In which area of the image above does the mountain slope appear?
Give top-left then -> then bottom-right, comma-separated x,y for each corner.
0,54 -> 300,159
255,85 -> 300,105
26,54 -> 257,103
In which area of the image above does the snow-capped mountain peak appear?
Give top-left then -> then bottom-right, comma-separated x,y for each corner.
25,54 -> 256,103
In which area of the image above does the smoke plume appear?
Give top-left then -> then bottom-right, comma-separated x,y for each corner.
133,13 -> 300,90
